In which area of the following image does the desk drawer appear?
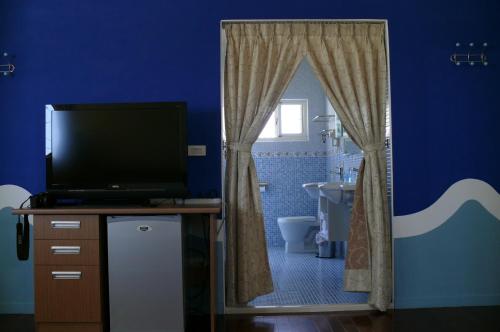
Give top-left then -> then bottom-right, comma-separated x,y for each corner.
35,240 -> 100,266
35,265 -> 102,323
35,215 -> 100,240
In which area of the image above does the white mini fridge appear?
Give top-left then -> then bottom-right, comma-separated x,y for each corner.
107,215 -> 184,332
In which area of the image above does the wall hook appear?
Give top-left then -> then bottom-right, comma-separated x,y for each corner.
450,42 -> 488,67
1,52 -> 16,77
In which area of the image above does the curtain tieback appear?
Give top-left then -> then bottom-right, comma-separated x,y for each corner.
227,142 -> 252,153
363,143 -> 385,153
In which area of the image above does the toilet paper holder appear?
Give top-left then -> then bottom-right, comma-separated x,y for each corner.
259,182 -> 269,192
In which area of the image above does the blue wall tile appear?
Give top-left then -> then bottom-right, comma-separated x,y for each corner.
327,149 -> 363,183
255,156 -> 327,247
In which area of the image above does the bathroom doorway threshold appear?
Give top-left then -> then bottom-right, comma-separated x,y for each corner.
225,303 -> 373,315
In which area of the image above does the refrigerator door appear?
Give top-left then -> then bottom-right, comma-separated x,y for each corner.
107,215 -> 184,332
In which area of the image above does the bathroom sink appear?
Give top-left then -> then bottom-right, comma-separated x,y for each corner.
319,182 -> 356,204
302,182 -> 326,200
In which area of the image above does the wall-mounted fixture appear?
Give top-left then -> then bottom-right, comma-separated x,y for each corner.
1,52 -> 16,77
312,115 -> 335,122
320,129 -> 338,145
259,182 -> 269,192
450,42 -> 488,66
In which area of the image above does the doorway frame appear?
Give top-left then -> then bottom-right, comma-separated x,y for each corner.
219,19 -> 394,314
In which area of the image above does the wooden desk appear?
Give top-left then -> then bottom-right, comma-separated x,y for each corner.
13,204 -> 221,332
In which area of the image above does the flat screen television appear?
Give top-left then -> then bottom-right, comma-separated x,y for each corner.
45,102 -> 188,202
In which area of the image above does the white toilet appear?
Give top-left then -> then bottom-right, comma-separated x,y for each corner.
278,216 -> 319,253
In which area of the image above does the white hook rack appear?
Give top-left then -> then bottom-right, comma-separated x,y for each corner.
1,52 -> 16,76
450,42 -> 488,66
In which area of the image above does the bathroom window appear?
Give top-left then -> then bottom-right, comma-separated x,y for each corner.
258,99 -> 308,142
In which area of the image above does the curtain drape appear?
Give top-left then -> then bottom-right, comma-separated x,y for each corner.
223,23 -> 306,305
306,22 -> 391,310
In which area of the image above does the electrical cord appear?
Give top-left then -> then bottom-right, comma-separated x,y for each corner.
16,196 -> 31,261
216,218 -> 225,236
17,195 -> 31,230
185,216 -> 211,315
19,196 -> 30,209
185,248 -> 208,303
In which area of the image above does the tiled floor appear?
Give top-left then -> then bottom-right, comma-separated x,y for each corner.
250,247 -> 368,306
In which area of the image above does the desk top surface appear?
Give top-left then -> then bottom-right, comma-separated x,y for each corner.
12,203 -> 221,215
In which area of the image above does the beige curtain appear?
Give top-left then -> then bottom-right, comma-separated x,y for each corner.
306,22 -> 391,310
223,23 -> 306,305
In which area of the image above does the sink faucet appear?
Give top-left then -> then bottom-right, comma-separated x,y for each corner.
346,167 -> 359,183
332,166 -> 344,182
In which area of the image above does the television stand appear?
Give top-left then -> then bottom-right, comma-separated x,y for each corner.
13,203 -> 221,332
55,197 -> 169,208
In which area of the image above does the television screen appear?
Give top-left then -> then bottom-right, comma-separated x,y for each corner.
45,102 -> 188,200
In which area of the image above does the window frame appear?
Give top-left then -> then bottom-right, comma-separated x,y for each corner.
257,99 -> 309,142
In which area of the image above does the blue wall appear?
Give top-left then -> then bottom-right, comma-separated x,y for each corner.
395,200 -> 500,308
1,0 -> 499,312
0,209 -> 34,313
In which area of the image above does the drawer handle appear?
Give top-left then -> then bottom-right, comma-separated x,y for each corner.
50,246 -> 81,255
51,221 -> 81,229
51,271 -> 82,280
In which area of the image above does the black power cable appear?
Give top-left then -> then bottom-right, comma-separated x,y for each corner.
16,196 -> 31,261
185,216 -> 210,315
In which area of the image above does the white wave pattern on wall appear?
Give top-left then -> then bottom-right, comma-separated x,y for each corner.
393,179 -> 500,238
0,184 -> 33,224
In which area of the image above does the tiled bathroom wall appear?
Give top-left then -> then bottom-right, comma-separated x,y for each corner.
326,146 -> 363,183
254,155 -> 327,247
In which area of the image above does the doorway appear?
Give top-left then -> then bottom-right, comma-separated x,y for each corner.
220,19 -> 393,314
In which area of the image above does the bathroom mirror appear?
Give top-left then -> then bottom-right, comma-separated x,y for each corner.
326,99 -> 361,154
